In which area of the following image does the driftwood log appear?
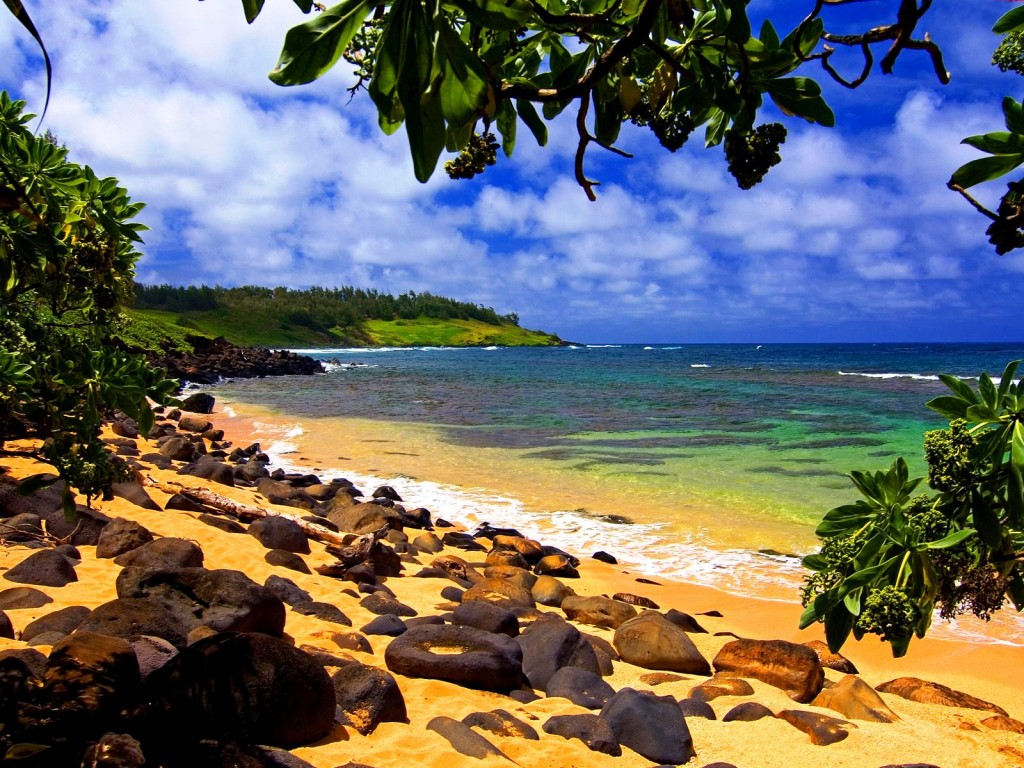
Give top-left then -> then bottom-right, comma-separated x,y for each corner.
146,478 -> 352,547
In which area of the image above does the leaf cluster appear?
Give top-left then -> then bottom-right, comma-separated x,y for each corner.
0,92 -> 177,508
801,361 -> 1024,657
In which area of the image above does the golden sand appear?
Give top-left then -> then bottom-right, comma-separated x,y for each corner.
1,403 -> 1022,768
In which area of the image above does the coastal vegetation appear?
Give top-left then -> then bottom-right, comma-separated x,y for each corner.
801,363 -> 1024,657
126,283 -> 562,348
0,93 -> 177,509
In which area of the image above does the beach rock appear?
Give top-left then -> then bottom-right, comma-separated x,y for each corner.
876,677 -> 1007,715
328,503 -> 399,534
430,555 -> 480,584
812,674 -> 900,723
612,592 -> 659,609
113,538 -> 204,570
722,702 -> 776,722
543,714 -> 621,756
640,671 -> 684,685
80,732 -> 146,767
778,709 -> 852,745
147,632 -> 336,748
178,455 -> 235,487
492,534 -> 544,563
462,577 -> 535,609
263,575 -> 312,606
592,551 -> 617,564
516,615 -> 601,691
264,549 -> 311,574
664,609 -> 709,634
463,709 -> 539,740
531,575 -> 576,607
601,687 -> 695,765
803,639 -> 858,674
110,480 -> 162,511
713,638 -> 824,703
452,601 -> 519,637
613,610 -> 711,674
178,415 -> 213,433
678,697 -> 717,720
688,674 -> 755,702
130,635 -> 179,680
981,715 -> 1024,734
3,548 -> 77,587
372,485 -> 402,502
384,624 -> 524,692
483,564 -> 537,591
160,437 -> 196,463
248,517 -> 311,554
21,605 -> 91,643
534,554 -> 580,578
181,392 -> 215,414
426,716 -> 513,761
361,615 -> 407,637
259,479 -> 322,512
331,661 -> 408,734
546,666 -> 616,710
44,505 -> 111,546
332,631 -> 374,654
76,597 -> 195,649
115,567 -> 286,639
292,601 -> 352,626
360,592 -> 417,617
236,460 -> 271,483
0,610 -> 11,639
561,595 -> 637,629
41,631 -> 142,733
485,548 -> 529,569
140,452 -> 173,471
95,518 -> 154,559
0,512 -> 43,542
0,586 -> 52,610
165,493 -> 204,513
412,532 -> 444,554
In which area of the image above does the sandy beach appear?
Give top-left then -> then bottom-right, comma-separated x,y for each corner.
2,400 -> 1023,768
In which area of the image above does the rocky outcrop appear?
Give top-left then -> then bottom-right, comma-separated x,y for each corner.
148,335 -> 323,385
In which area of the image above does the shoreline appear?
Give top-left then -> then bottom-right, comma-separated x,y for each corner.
213,390 -> 1024,650
3,400 -> 1023,767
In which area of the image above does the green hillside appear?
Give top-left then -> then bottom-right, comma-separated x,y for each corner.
120,284 -> 563,350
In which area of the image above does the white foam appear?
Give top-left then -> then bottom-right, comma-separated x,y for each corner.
221,406 -> 237,418
838,371 -> 940,381
586,345 -> 622,349
691,364 -> 710,369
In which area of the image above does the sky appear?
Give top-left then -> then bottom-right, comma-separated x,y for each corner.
2,1 -> 1023,344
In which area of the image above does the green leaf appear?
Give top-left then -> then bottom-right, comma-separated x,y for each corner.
801,553 -> 828,571
965,402 -> 1000,422
292,0 -> 315,11
435,20 -> 490,127
516,99 -> 548,147
926,395 -> 971,420
781,17 -> 823,58
447,0 -> 532,30
843,588 -> 862,616
997,360 -> 1021,401
971,490 -> 1004,548
824,602 -> 855,653
269,0 -> 374,86
961,132 -> 1024,156
241,0 -> 266,23
496,98 -> 517,158
4,743 -> 50,760
1003,97 -> 1024,135
924,528 -> 976,550
979,372 -> 998,409
938,373 -> 980,404
1012,421 -> 1024,470
759,19 -> 780,49
994,5 -> 1024,34
766,77 -> 834,126
950,153 -> 1024,189
2,0 -> 52,119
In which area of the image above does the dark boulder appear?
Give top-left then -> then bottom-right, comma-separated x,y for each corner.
44,505 -> 111,546
384,624 -> 524,692
331,661 -> 408,734
561,595 -> 637,629
76,597 -> 195,649
113,538 -> 204,570
159,437 -> 197,463
146,632 -> 336,748
426,716 -> 512,761
542,714 -> 621,756
0,610 -> 11,639
248,517 -> 311,554
451,601 -> 519,638
516,615 -> 601,692
263,575 -> 312,607
360,615 -> 408,637
181,392 -> 215,414
95,518 -> 154,559
292,601 -> 352,626
0,586 -> 52,610
20,605 -> 91,643
600,687 -> 695,765
534,554 -> 579,578
110,480 -> 162,511
264,549 -> 311,574
360,592 -> 417,617
722,701 -> 776,722
0,512 -> 43,542
178,455 -> 235,487
663,609 -> 708,634
545,666 -> 615,710
612,610 -> 711,675
3,549 -> 77,587
462,709 -> 539,740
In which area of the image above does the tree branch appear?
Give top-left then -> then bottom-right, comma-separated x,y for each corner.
947,182 -> 998,221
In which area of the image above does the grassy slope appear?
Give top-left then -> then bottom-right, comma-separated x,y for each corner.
119,309 -> 562,350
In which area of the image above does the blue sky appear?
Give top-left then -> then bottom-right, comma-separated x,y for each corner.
2,1 -> 1023,344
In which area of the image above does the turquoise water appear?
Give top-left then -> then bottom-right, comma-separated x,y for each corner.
209,343 -> 1022,588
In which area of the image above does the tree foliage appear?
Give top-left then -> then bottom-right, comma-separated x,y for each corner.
0,92 -> 177,511
247,0 -> 946,199
800,362 -> 1024,657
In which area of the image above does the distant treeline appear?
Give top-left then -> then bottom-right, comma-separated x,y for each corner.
131,283 -> 520,331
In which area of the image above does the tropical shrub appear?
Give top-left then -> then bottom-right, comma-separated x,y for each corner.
0,92 -> 177,513
800,362 -> 1024,656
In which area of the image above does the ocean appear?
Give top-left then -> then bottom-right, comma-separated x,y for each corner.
206,342 -> 1024,641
